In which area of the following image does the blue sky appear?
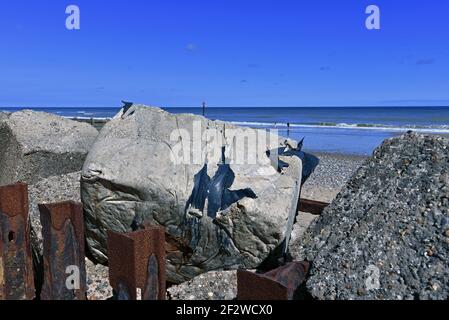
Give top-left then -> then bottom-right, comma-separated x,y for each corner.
0,0 -> 448,108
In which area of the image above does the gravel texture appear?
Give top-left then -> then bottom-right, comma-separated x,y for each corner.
85,258 -> 113,300
0,110 -> 98,186
290,212 -> 319,247
301,152 -> 367,203
167,271 -> 237,300
290,152 -> 366,253
28,172 -> 82,255
0,112 -> 9,122
294,133 -> 449,300
28,175 -> 114,301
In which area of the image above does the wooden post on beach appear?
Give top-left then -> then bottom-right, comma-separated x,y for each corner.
202,102 -> 206,117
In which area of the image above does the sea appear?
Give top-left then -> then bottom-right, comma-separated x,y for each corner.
2,106 -> 449,156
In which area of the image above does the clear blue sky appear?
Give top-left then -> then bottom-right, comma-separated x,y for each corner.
1,0 -> 448,108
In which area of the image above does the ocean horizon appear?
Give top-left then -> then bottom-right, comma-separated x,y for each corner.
2,106 -> 449,156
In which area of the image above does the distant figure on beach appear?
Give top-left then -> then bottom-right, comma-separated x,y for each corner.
287,122 -> 291,137
202,102 -> 206,116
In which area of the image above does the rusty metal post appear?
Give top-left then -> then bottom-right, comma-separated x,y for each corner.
237,261 -> 310,300
299,199 -> 330,215
0,183 -> 35,300
108,226 -> 166,300
39,201 -> 86,300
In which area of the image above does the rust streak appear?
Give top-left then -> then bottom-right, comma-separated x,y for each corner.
0,183 -> 35,300
108,226 -> 166,300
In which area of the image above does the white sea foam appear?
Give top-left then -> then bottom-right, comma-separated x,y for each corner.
230,121 -> 449,134
66,116 -> 111,121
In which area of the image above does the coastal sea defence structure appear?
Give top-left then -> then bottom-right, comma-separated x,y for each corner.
2,108 -> 449,300
294,132 -> 449,300
81,104 -> 319,284
0,183 -> 35,300
0,110 -> 98,187
108,227 -> 166,300
0,183 -> 87,300
39,202 -> 87,300
1,107 -> 323,300
1,181 -> 316,301
0,183 -> 167,300
0,110 -> 98,268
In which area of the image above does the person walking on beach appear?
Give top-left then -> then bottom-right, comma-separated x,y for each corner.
287,122 -> 291,137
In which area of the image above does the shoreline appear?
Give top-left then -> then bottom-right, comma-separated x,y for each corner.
73,117 -> 368,202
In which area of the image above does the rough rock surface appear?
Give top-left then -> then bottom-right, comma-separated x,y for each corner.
86,258 -> 113,300
294,133 -> 449,300
0,110 -> 98,185
82,105 -> 317,283
0,110 -> 98,257
0,112 -> 9,122
167,271 -> 237,300
28,172 -> 83,255
289,212 -> 319,250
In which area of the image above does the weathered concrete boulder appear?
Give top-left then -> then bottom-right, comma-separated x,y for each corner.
0,110 -> 98,258
167,270 -> 237,300
82,105 -> 318,283
0,112 -> 9,122
294,133 -> 449,300
0,110 -> 98,185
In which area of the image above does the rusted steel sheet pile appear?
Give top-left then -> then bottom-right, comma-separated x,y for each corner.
0,183 -> 35,300
0,182 -> 168,301
108,227 -> 166,300
39,201 -> 87,300
1,182 -> 326,301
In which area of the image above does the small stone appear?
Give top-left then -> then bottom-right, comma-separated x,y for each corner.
167,271 -> 237,301
357,288 -> 367,296
85,258 -> 113,300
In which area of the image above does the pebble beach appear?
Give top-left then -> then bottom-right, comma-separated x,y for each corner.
301,152 -> 368,203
